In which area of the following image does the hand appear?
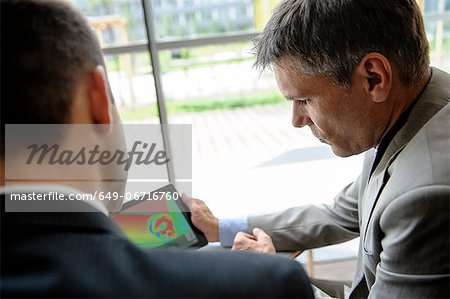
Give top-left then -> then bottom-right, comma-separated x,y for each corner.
231,228 -> 276,255
181,194 -> 219,242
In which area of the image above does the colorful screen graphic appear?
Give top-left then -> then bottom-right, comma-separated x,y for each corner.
112,194 -> 198,249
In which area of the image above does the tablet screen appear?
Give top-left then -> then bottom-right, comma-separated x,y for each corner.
112,185 -> 207,249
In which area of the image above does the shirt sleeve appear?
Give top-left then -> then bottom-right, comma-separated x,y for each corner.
219,218 -> 248,247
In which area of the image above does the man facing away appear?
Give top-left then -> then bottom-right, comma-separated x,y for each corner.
183,0 -> 450,298
0,0 -> 314,298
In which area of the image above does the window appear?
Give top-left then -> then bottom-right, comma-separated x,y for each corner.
74,0 -> 147,47
423,0 -> 450,71
104,52 -> 159,124
151,0 -> 256,41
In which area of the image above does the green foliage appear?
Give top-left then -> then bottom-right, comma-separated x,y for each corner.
85,0 -> 114,11
120,94 -> 284,120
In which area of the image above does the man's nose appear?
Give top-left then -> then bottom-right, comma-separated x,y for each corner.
292,102 -> 312,128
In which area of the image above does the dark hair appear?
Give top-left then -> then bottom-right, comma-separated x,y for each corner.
0,0 -> 104,126
254,0 -> 429,87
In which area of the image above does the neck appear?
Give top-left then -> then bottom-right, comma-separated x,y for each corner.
377,68 -> 431,145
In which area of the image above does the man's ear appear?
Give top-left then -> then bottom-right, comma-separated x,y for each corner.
89,65 -> 112,126
355,53 -> 392,103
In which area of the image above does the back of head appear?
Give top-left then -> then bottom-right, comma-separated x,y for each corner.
254,0 -> 429,87
0,0 -> 106,124
0,0 -> 105,155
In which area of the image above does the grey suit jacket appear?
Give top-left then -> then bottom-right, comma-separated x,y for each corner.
249,67 -> 450,298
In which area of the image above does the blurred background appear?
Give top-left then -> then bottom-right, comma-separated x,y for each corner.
72,0 -> 450,277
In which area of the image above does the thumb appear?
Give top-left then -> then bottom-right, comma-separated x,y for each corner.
252,228 -> 269,240
181,193 -> 192,208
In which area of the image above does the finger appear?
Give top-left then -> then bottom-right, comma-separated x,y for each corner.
252,228 -> 270,241
232,232 -> 256,249
252,228 -> 276,255
181,193 -> 193,208
242,232 -> 257,240
231,237 -> 252,251
235,231 -> 256,241
233,233 -> 250,245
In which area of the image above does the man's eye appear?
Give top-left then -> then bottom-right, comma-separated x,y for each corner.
297,99 -> 310,106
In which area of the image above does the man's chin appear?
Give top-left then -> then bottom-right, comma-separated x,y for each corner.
330,144 -> 368,158
315,133 -> 363,157
318,138 -> 327,144
329,145 -> 356,158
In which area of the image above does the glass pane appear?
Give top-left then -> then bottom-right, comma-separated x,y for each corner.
424,9 -> 450,72
104,52 -> 160,124
72,0 -> 147,47
159,42 -> 277,106
72,1 -> 171,188
425,0 -> 439,12
162,42 -> 364,217
151,0 -> 274,41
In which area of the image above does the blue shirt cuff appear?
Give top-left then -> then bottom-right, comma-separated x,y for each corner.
218,218 -> 248,247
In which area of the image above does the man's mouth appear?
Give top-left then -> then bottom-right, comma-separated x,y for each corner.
318,138 -> 329,144
310,128 -> 328,144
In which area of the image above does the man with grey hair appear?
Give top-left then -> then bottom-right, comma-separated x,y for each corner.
184,0 -> 450,298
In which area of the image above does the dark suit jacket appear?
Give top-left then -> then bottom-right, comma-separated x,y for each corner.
0,194 -> 314,298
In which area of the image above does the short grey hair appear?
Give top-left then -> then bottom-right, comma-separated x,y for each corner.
254,0 -> 429,87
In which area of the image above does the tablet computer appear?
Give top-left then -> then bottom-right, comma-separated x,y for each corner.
112,184 -> 208,249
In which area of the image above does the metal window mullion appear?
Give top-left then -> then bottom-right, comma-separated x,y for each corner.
141,0 -> 175,184
156,32 -> 260,50
102,44 -> 148,55
101,32 -> 260,55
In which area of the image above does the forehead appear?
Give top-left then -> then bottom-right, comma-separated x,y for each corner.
273,63 -> 331,98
